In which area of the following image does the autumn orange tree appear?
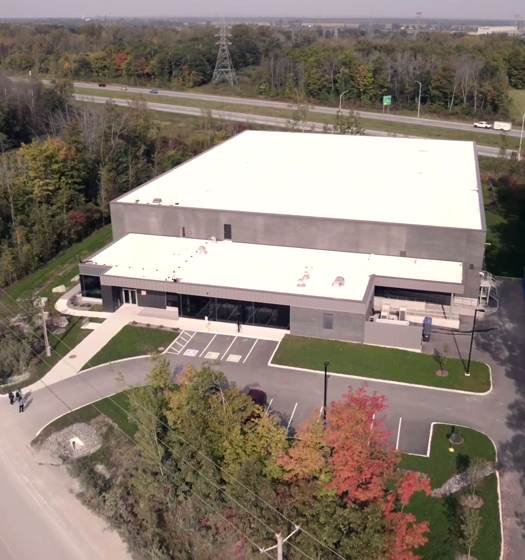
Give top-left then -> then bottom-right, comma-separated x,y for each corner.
278,384 -> 431,559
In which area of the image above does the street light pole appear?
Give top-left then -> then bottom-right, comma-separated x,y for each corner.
323,361 -> 330,424
465,308 -> 485,376
339,90 -> 349,112
519,112 -> 525,160
415,81 -> 422,118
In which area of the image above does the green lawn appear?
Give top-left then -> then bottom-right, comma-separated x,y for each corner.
75,88 -> 519,150
273,335 -> 491,392
33,390 -> 135,446
401,425 -> 500,560
509,89 -> 525,122
81,325 -> 178,371
2,226 -> 112,315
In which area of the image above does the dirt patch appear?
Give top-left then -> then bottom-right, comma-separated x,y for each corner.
436,369 -> 450,377
129,320 -> 179,333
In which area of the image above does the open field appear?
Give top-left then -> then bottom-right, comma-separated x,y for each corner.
400,424 -> 500,560
272,335 -> 491,392
74,88 -> 519,150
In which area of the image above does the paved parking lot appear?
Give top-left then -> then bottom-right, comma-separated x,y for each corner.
165,330 -> 279,366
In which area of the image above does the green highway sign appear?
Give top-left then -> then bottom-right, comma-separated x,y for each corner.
383,95 -> 392,106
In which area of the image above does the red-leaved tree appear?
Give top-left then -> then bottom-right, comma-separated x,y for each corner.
278,384 -> 431,559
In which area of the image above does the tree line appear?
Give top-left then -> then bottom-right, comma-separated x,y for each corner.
1,22 -> 525,117
0,73 -> 246,288
72,358 -> 432,559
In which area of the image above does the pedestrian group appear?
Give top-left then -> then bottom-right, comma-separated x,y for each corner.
8,389 -> 24,413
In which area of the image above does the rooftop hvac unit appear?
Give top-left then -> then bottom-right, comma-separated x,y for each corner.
197,246 -> 208,254
399,307 -> 407,321
152,198 -> 162,204
332,276 -> 345,287
297,280 -> 306,288
380,304 -> 390,320
210,236 -> 217,243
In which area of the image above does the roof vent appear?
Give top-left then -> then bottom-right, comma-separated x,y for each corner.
210,236 -> 217,243
152,197 -> 162,204
135,199 -> 140,203
332,276 -> 345,287
303,271 -> 310,280
197,246 -> 208,254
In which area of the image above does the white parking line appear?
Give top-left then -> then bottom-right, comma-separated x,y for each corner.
396,417 -> 403,450
199,333 -> 217,357
243,339 -> 259,363
169,331 -> 195,355
221,337 -> 237,360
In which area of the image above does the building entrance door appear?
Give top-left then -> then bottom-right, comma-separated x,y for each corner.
122,288 -> 137,305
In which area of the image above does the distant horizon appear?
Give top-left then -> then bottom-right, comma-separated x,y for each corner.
0,15 -> 521,24
1,0 -> 523,22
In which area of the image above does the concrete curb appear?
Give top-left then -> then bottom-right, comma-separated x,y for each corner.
267,341 -> 493,396
79,354 -> 151,374
405,422 -> 504,560
33,391 -> 120,439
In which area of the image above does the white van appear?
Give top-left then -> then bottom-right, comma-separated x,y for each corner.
493,121 -> 512,131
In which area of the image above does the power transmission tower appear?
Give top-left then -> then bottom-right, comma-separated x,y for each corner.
212,19 -> 237,86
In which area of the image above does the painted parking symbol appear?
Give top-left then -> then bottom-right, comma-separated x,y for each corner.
184,349 -> 199,357
226,354 -> 242,363
205,351 -> 220,359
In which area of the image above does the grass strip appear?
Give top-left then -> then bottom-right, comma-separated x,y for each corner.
272,335 -> 491,392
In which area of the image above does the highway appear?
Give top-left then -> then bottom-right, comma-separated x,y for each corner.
69,80 -> 522,139
73,94 -> 506,159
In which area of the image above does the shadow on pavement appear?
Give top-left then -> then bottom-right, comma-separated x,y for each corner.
475,279 -> 525,537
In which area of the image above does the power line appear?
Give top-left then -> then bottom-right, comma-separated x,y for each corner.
0,315 -> 276,559
1,289 -> 344,559
0,301 -> 314,559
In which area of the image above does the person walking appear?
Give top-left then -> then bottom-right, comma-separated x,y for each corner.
8,391 -> 14,405
15,388 -> 22,401
18,395 -> 24,413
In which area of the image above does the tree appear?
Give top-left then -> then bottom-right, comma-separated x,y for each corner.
460,507 -> 482,560
333,110 -> 364,135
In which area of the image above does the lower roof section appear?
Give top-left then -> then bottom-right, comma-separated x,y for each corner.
84,234 -> 464,304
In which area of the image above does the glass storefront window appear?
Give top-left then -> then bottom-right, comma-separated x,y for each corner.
80,275 -> 101,299
178,294 -> 290,329
166,293 -> 179,308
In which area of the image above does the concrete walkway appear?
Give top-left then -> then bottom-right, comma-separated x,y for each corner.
28,288 -> 289,392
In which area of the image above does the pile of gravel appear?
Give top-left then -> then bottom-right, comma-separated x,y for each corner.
432,462 -> 495,497
42,423 -> 103,461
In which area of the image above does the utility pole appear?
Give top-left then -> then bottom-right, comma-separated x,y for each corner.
212,19 -> 237,86
415,81 -> 422,118
260,525 -> 300,559
35,297 -> 51,357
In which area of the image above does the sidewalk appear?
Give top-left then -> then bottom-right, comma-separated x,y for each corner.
28,289 -> 289,392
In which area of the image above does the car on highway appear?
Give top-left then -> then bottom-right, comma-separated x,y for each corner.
473,121 -> 491,129
150,89 -> 159,94
98,83 -> 106,87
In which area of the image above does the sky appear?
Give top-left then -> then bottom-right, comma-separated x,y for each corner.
2,0 -> 523,21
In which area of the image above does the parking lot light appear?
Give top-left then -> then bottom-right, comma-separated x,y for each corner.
323,361 -> 330,425
465,308 -> 485,376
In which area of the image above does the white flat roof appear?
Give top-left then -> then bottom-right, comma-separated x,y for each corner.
88,234 -> 463,301
116,131 -> 483,231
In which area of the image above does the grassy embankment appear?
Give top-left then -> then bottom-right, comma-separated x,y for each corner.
0,226 -> 112,392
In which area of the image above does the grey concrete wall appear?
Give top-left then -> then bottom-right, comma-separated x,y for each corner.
110,203 -> 485,298
136,289 -> 166,309
290,307 -> 365,343
364,321 -> 422,351
101,285 -> 122,313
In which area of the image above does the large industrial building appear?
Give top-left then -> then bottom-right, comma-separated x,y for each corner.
79,131 -> 487,349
